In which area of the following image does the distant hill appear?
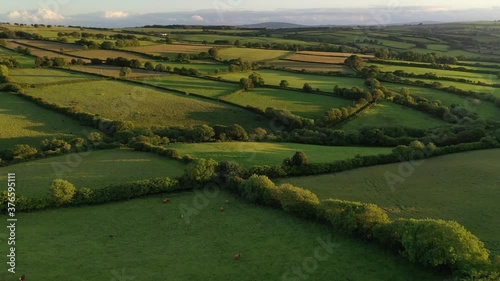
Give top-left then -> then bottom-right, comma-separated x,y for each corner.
238,22 -> 306,29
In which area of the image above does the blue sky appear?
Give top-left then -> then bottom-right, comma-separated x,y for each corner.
2,0 -> 499,14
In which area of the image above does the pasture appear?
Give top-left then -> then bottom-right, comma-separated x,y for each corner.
13,39 -> 85,52
24,80 -> 268,129
70,65 -> 163,78
0,149 -> 185,198
217,69 -> 367,92
136,75 -> 240,98
280,149 -> 500,254
221,88 -> 352,118
271,60 -> 352,73
10,68 -> 97,85
285,54 -> 346,64
297,51 -> 374,58
6,41 -> 84,63
399,77 -> 500,99
0,190 -> 446,280
218,48 -> 291,62
70,49 -> 150,60
0,92 -> 89,150
168,142 -> 392,167
342,101 -> 447,130
125,44 -> 211,56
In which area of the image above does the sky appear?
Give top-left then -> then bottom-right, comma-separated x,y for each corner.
0,0 -> 499,27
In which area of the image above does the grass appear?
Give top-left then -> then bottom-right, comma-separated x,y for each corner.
384,83 -> 500,120
6,42 -> 85,63
24,80 -> 268,130
69,65 -> 164,78
343,101 -> 447,130
271,60 -> 352,73
297,51 -> 374,58
136,75 -> 240,98
218,48 -> 290,62
0,149 -> 185,198
0,190 -> 446,281
13,39 -> 85,52
400,77 -> 500,99
0,92 -> 89,150
216,69 -> 367,92
70,49 -> 150,60
153,61 -> 227,74
278,149 -> 500,255
9,68 -> 97,85
285,54 -> 346,64
221,88 -> 352,119
168,142 -> 392,167
124,44 -> 211,56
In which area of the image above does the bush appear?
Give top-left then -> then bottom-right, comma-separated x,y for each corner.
276,183 -> 319,218
240,174 -> 280,206
50,179 -> 76,205
319,199 -> 390,239
185,158 -> 218,183
12,144 -> 38,160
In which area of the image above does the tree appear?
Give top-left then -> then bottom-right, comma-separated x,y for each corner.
50,179 -> 76,205
0,64 -> 8,79
344,55 -> 365,71
290,151 -> 308,166
12,144 -> 38,160
239,78 -> 254,90
101,41 -> 116,50
119,67 -> 132,78
277,184 -> 320,218
279,80 -> 289,88
144,61 -> 154,70
249,72 -> 265,87
240,175 -> 279,206
303,83 -> 313,93
129,59 -> 142,68
208,47 -> 219,59
185,159 -> 218,182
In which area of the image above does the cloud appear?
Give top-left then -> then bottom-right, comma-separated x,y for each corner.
191,15 -> 204,21
105,11 -> 129,19
8,8 -> 64,22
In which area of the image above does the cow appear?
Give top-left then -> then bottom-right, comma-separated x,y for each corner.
163,198 -> 171,204
19,275 -> 26,281
220,207 -> 225,212
233,254 -> 241,261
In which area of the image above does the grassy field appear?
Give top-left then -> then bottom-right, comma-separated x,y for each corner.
221,88 -> 352,118
279,149 -> 500,255
0,92 -> 89,149
0,149 -> 185,198
6,41 -> 85,63
69,65 -> 164,78
297,51 -> 374,58
218,48 -> 290,62
285,54 -> 346,64
153,60 -> 227,74
217,69 -> 366,92
0,190 -> 446,281
343,101 -> 447,130
24,80 -> 268,129
399,77 -> 500,98
271,60 -> 352,73
14,39 -> 85,52
168,142 -> 392,167
70,49 -> 150,60
10,68 -> 97,85
384,83 -> 500,120
136,75 -> 240,98
168,33 -> 314,46
125,44 -> 211,56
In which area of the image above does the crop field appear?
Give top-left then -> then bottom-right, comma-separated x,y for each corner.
24,80 -> 268,129
280,149 -> 500,254
285,54 -> 346,64
10,68 -> 97,85
384,83 -> 500,120
217,69 -> 367,92
0,92 -> 89,149
70,49 -> 150,60
221,88 -> 352,118
168,142 -> 392,167
271,60 -> 352,73
0,149 -> 185,198
136,75 -> 240,98
342,101 -> 447,130
218,48 -> 291,62
0,190 -> 446,281
124,44 -> 212,56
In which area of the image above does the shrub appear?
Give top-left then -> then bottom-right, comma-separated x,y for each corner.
50,179 -> 76,205
276,183 -> 319,218
185,158 -> 218,183
12,144 -> 38,160
240,174 -> 280,206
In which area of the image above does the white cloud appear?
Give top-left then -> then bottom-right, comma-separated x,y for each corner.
105,11 -> 129,19
8,8 -> 64,22
191,15 -> 204,21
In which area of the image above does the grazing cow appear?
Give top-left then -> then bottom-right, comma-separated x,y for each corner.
20,275 -> 26,281
233,254 -> 241,261
163,198 -> 171,204
225,200 -> 230,204
220,207 -> 225,212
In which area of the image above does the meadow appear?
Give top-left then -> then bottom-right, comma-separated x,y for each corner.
342,101 -> 447,130
280,149 -> 500,255
0,92 -> 89,149
10,68 -> 98,85
70,65 -> 163,78
0,149 -> 185,198
297,51 -> 374,58
284,54 -> 346,64
13,39 -> 86,52
6,41 -> 85,63
24,80 -> 268,129
400,77 -> 500,98
0,190 -> 446,281
217,69 -> 367,92
136,75 -> 240,98
168,142 -> 392,167
70,49 -> 150,60
125,44 -> 212,56
270,60 -> 351,73
221,88 -> 352,118
218,48 -> 291,62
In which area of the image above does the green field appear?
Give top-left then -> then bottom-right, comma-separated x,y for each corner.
168,142 -> 392,167
0,149 -> 185,198
218,48 -> 290,62
343,101 -> 447,130
271,60 -> 352,73
399,77 -> 500,98
384,83 -> 500,120
24,80 -> 268,129
221,88 -> 352,118
154,61 -> 227,74
70,49 -> 150,60
217,69 -> 366,92
0,190 -> 446,280
279,149 -> 500,254
10,68 -> 97,85
136,75 -> 240,98
0,92 -> 89,149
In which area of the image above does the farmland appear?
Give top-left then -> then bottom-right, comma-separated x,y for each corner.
168,142 -> 392,167
0,149 -> 185,198
10,68 -> 97,85
218,48 -> 291,62
285,54 -> 348,64
271,60 -> 351,73
125,44 -> 212,56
